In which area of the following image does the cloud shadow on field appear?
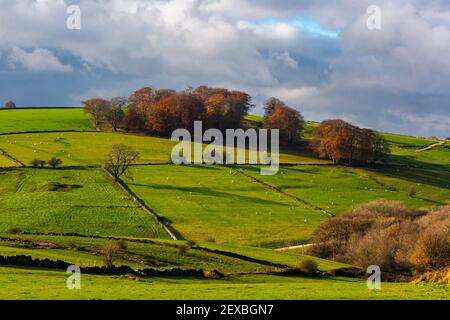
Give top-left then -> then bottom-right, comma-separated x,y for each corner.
126,183 -> 294,207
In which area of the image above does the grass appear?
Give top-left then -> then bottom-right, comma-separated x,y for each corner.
0,155 -> 17,167
0,108 -> 93,134
0,267 -> 447,300
0,110 -> 449,300
0,235 -> 276,274
0,233 -> 348,273
0,132 -> 327,166
0,168 -> 168,238
198,242 -> 350,271
123,165 -> 329,247
242,165 -> 450,215
0,132 -> 176,166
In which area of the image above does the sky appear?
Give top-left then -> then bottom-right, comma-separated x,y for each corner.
0,0 -> 449,137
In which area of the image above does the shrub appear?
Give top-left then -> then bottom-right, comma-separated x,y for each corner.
30,158 -> 46,168
4,101 -> 16,109
308,200 -> 446,276
8,228 -> 22,235
48,157 -> 63,168
100,242 -> 123,267
116,239 -> 128,251
299,258 -> 319,273
408,186 -> 417,197
178,244 -> 189,255
346,226 -> 402,271
187,240 -> 197,248
410,229 -> 450,270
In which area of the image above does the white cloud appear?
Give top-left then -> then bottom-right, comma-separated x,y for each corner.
0,0 -> 449,136
7,46 -> 72,72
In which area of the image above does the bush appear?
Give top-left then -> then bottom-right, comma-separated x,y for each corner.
116,239 -> 128,251
178,244 -> 189,255
410,229 -> 450,270
299,258 -> 319,273
308,200 -> 447,276
30,158 -> 46,168
187,240 -> 197,248
4,101 -> 16,109
100,243 -> 123,267
8,228 -> 22,235
48,157 -> 63,168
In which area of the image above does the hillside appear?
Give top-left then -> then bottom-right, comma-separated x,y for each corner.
0,108 -> 448,300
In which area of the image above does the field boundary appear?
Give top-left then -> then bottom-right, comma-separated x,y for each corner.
233,168 -> 334,217
0,148 -> 25,167
1,233 -> 291,270
0,129 -> 97,136
102,169 -> 181,241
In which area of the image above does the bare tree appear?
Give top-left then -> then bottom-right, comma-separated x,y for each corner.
82,98 -> 110,130
103,144 -> 139,182
106,97 -> 127,132
101,242 -> 123,268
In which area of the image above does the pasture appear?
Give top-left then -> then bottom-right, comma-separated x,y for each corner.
242,165 -> 450,215
0,168 -> 168,238
0,233 -> 346,273
0,132 -> 328,166
0,108 -> 448,300
0,108 -> 92,134
0,267 -> 447,300
123,165 -> 329,247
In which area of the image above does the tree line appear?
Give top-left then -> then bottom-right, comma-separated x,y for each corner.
83,85 -> 390,165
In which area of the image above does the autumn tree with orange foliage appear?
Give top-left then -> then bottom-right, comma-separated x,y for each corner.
311,119 -> 390,165
86,85 -> 253,135
193,86 -> 254,131
146,92 -> 205,135
263,98 -> 304,145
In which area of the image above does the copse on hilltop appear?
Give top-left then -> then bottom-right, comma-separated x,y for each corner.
82,86 -> 389,165
84,86 -> 255,136
311,119 -> 390,165
263,97 -> 304,146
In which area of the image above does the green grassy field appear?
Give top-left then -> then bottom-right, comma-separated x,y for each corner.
0,109 -> 448,300
0,168 -> 168,238
0,108 -> 93,134
0,155 -> 17,167
0,132 -> 328,166
0,233 -> 346,273
123,165 -> 329,247
0,267 -> 447,300
242,165 -> 450,215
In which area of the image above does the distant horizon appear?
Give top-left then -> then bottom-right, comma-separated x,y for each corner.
2,105 -> 447,140
1,1 -> 449,138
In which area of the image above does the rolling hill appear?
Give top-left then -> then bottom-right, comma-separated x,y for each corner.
0,108 -> 448,300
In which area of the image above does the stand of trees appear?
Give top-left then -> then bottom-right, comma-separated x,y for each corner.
4,101 -> 16,109
83,97 -> 125,131
263,97 -> 304,145
82,86 -> 389,166
84,86 -> 255,136
311,119 -> 390,165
